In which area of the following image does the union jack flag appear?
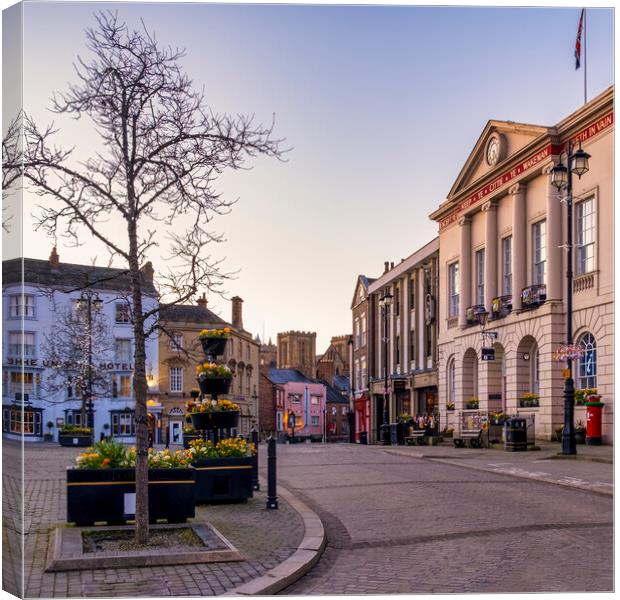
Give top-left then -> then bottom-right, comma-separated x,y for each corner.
575,8 -> 585,70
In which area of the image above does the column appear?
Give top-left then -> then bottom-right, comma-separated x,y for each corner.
458,215 -> 472,327
482,200 -> 498,310
510,183 -> 527,304
544,163 -> 563,301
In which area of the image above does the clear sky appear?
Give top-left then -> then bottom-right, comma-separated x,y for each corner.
11,2 -> 615,351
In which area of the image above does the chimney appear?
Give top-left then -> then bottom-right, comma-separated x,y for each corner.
232,296 -> 243,330
49,246 -> 60,270
196,292 -> 207,309
384,261 -> 389,274
140,261 -> 154,282
390,262 -> 394,269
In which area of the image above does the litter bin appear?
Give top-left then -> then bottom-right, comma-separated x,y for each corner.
359,431 -> 368,445
504,417 -> 527,452
390,423 -> 399,446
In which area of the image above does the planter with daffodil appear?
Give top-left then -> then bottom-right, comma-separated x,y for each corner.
185,437 -> 256,503
198,327 -> 231,357
195,362 -> 233,396
66,439 -> 195,525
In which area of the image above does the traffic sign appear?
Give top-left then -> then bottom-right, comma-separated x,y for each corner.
481,347 -> 495,361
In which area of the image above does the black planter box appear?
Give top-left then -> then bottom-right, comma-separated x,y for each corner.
192,457 -> 253,503
191,410 -> 239,431
197,377 -> 232,396
59,434 -> 93,447
66,467 -> 195,526
200,337 -> 228,357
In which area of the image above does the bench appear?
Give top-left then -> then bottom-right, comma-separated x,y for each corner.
405,431 -> 427,446
453,429 -> 484,448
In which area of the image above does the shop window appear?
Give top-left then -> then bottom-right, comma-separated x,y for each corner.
3,407 -> 42,435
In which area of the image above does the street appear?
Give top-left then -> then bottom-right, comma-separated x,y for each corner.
272,443 -> 613,595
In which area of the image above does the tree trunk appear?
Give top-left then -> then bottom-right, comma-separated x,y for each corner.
128,221 -> 149,545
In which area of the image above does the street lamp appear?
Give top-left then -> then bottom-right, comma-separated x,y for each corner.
76,291 -> 103,429
551,140 -> 591,456
379,289 -> 393,445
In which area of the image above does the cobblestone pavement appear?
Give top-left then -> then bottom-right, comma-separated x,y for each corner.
276,443 -> 613,595
2,440 -> 304,598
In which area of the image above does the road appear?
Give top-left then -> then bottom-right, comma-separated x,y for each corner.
272,443 -> 613,595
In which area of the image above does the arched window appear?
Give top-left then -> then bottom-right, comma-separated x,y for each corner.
447,357 -> 456,406
577,332 -> 597,389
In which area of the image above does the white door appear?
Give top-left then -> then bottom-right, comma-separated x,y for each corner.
170,421 -> 182,444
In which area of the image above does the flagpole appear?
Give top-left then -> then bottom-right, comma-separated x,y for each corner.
584,8 -> 587,104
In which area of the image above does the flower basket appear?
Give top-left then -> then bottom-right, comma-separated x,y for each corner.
197,376 -> 232,396
191,410 -> 239,431
200,337 -> 228,357
66,467 -> 195,526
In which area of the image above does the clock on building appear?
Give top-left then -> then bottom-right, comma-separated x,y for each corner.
485,134 -> 505,167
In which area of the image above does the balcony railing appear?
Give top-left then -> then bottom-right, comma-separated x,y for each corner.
465,304 -> 486,326
520,284 -> 546,310
490,295 -> 512,319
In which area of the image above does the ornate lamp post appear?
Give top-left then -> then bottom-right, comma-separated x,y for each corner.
76,291 -> 103,429
551,141 -> 591,456
379,289 -> 393,444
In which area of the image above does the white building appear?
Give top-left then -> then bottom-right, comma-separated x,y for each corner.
2,249 -> 159,443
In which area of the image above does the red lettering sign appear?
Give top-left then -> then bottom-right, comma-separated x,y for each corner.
438,111 -> 613,230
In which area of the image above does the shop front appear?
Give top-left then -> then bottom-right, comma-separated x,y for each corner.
353,392 -> 370,442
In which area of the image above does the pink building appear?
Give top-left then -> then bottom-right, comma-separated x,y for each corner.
266,369 -> 326,440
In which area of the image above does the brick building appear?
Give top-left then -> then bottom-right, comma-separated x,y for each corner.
316,335 -> 351,382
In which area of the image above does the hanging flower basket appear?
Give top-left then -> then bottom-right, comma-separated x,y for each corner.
198,328 -> 231,357
553,344 -> 584,363
197,377 -> 232,396
191,410 -> 240,431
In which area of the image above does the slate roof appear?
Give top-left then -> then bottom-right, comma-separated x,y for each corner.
333,374 -> 350,394
321,380 -> 349,404
360,275 -> 376,289
3,257 -> 157,296
160,304 -> 228,326
267,368 -> 316,385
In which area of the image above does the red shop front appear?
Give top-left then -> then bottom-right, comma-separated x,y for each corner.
354,393 -> 370,442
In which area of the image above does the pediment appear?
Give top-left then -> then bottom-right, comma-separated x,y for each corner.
448,120 -> 551,200
350,276 -> 368,309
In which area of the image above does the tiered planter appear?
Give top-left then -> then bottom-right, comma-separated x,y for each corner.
59,434 -> 93,447
66,467 -> 195,526
200,336 -> 227,357
193,457 -> 253,503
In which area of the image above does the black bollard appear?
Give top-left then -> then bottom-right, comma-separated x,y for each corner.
266,436 -> 278,509
251,430 -> 260,491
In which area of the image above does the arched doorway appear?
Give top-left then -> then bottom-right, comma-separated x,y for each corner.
516,335 -> 538,404
462,348 -> 478,406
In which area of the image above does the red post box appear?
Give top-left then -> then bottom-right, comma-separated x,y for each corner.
585,398 -> 604,445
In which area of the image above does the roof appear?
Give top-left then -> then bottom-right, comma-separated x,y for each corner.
333,374 -> 350,393
267,368 -> 316,385
160,304 -> 227,326
321,380 -> 349,404
3,257 -> 157,296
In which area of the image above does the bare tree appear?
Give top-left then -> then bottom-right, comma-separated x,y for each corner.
2,113 -> 22,232
23,12 -> 285,543
42,302 -> 116,425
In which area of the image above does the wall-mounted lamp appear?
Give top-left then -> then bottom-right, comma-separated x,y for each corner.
522,352 -> 530,362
